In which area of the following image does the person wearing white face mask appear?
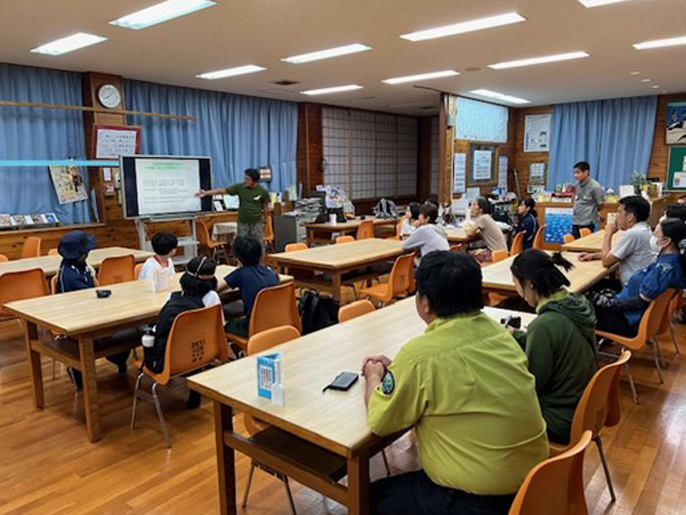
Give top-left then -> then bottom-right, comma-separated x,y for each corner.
593,218 -> 686,337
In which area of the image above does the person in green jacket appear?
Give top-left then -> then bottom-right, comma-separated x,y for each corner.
508,249 -> 598,445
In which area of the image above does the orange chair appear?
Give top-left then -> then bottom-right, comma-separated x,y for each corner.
356,219 -> 374,240
47,248 -> 59,256
97,254 -> 136,286
563,234 -> 576,244
510,232 -> 524,256
449,244 -> 464,253
339,299 -> 376,323
226,282 -> 302,351
596,289 -> 675,402
658,289 -> 682,354
285,242 -> 308,253
486,250 -> 511,306
336,235 -> 355,244
21,237 -> 42,258
263,214 -> 275,253
509,430 -> 592,515
532,225 -> 546,250
360,254 -> 414,306
134,263 -> 144,280
196,220 -> 229,263
0,268 -> 49,319
491,249 -> 509,263
130,304 -> 228,447
0,254 -> 8,262
580,228 -> 592,238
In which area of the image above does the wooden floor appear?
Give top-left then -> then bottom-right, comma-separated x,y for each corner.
1,317 -> 686,514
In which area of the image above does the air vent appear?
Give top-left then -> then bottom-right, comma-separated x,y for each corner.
271,79 -> 300,86
419,105 -> 437,111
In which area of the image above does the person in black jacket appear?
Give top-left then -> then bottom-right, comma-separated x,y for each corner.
515,198 -> 540,251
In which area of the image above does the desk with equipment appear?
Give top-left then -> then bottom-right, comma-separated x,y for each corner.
303,218 -> 397,245
188,298 -> 535,515
4,265 -> 293,443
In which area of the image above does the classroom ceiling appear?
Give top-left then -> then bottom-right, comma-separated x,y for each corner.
0,0 -> 685,115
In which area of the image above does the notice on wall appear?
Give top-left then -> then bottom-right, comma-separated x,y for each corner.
453,152 -> 466,193
529,162 -> 546,184
135,159 -> 201,216
498,156 -> 508,189
674,172 -> 686,188
94,125 -> 141,159
524,114 -> 551,152
49,166 -> 88,204
473,150 -> 493,181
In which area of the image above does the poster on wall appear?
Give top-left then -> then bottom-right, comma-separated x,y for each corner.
524,114 -> 551,152
453,153 -> 466,193
49,166 -> 88,204
473,150 -> 493,181
93,125 -> 141,159
498,156 -> 508,189
667,102 -> 686,145
544,207 -> 573,244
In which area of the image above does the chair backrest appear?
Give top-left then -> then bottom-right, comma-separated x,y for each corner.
579,228 -> 592,238
264,214 -> 274,241
510,232 -> 525,256
47,248 -> 59,256
563,234 -> 576,244
22,237 -> 42,258
509,430 -> 592,515
160,304 -> 228,384
336,235 -> 355,244
285,242 -> 308,252
97,254 -> 136,286
0,268 -> 49,317
640,288 -> 676,342
658,288 -> 681,336
356,220 -> 374,240
389,254 -> 415,297
339,299 -> 376,322
50,275 -> 58,295
134,263 -> 144,280
568,350 -> 631,446
0,254 -> 8,262
196,220 -> 211,246
449,244 -> 464,253
492,249 -> 509,263
249,281 -> 302,336
533,225 -> 546,250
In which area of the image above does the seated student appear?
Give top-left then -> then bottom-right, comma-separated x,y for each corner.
467,197 -> 508,263
679,194 -> 686,205
362,251 -> 548,515
401,203 -> 449,262
138,232 -> 178,281
593,218 -> 686,337
147,256 -> 222,409
662,203 -> 686,223
218,236 -> 279,337
425,195 -> 445,223
509,250 -> 598,444
400,202 -> 421,238
580,195 -> 657,287
55,231 -> 133,389
515,198 -> 540,251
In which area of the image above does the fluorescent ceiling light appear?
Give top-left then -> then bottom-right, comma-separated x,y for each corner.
634,35 -> 686,50
470,89 -> 530,105
577,0 -> 635,7
110,0 -> 215,30
281,44 -> 372,64
196,65 -> 266,80
301,85 -> 363,96
401,12 -> 525,42
31,33 -> 107,56
489,51 -> 589,69
382,70 -> 460,85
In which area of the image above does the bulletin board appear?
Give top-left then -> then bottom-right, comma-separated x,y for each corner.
93,125 -> 141,159
468,143 -> 497,186
667,146 -> 686,191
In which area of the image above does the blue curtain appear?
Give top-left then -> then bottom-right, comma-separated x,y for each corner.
0,63 -> 90,224
548,96 -> 658,191
124,80 -> 298,192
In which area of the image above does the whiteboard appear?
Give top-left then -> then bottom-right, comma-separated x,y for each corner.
94,125 -> 140,159
456,97 -> 508,143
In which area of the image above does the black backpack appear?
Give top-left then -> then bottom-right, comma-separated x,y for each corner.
145,292 -> 205,374
373,198 -> 398,219
298,290 -> 339,335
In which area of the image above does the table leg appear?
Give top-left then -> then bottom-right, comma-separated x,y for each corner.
332,272 -> 342,302
79,336 -> 101,443
24,321 -> 44,409
214,401 -> 236,515
347,453 -> 370,515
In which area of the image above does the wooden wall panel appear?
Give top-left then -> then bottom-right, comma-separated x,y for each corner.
512,106 -> 552,197
416,116 -> 434,202
296,103 -> 323,194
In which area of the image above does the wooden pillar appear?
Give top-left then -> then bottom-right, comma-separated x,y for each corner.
296,102 -> 323,194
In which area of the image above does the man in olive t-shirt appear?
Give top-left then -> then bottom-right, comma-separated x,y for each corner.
196,168 -> 270,243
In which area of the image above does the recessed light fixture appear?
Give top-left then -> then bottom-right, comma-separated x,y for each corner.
382,70 -> 460,85
652,85 -> 661,89
489,51 -> 589,70
469,89 -> 531,105
196,65 -> 266,80
629,71 -> 640,75
400,12 -> 525,42
281,44 -> 372,64
577,0 -> 635,7
110,0 -> 216,30
301,84 -> 363,96
641,78 -> 651,82
31,33 -> 107,55
634,35 -> 686,50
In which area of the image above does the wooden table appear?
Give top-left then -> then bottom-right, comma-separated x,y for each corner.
188,298 -> 534,515
481,251 -> 614,296
445,227 -> 474,244
560,230 -> 624,253
0,247 -> 153,277
4,266 -> 293,443
303,218 -> 397,245
270,239 -> 405,301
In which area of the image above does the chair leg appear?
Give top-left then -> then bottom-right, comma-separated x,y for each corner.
241,461 -> 256,508
668,320 -> 680,354
130,372 -> 144,430
52,359 -> 56,380
151,382 -> 172,448
279,475 -> 297,515
594,435 -> 616,503
655,337 -> 666,368
650,339 -> 665,384
381,449 -> 391,476
623,360 -> 639,404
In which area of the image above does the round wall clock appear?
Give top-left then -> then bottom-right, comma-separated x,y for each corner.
97,84 -> 121,109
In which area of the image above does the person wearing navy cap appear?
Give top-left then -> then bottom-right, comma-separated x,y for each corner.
55,231 -> 134,389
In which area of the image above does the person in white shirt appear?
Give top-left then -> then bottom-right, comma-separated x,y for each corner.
139,232 -> 178,281
400,202 -> 421,239
402,203 -> 449,264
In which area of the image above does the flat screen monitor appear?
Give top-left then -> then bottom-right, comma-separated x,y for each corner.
121,155 -> 213,219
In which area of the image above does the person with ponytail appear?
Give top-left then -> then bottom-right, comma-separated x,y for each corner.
594,218 -> 686,337
509,249 -> 598,444
515,198 -> 540,251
